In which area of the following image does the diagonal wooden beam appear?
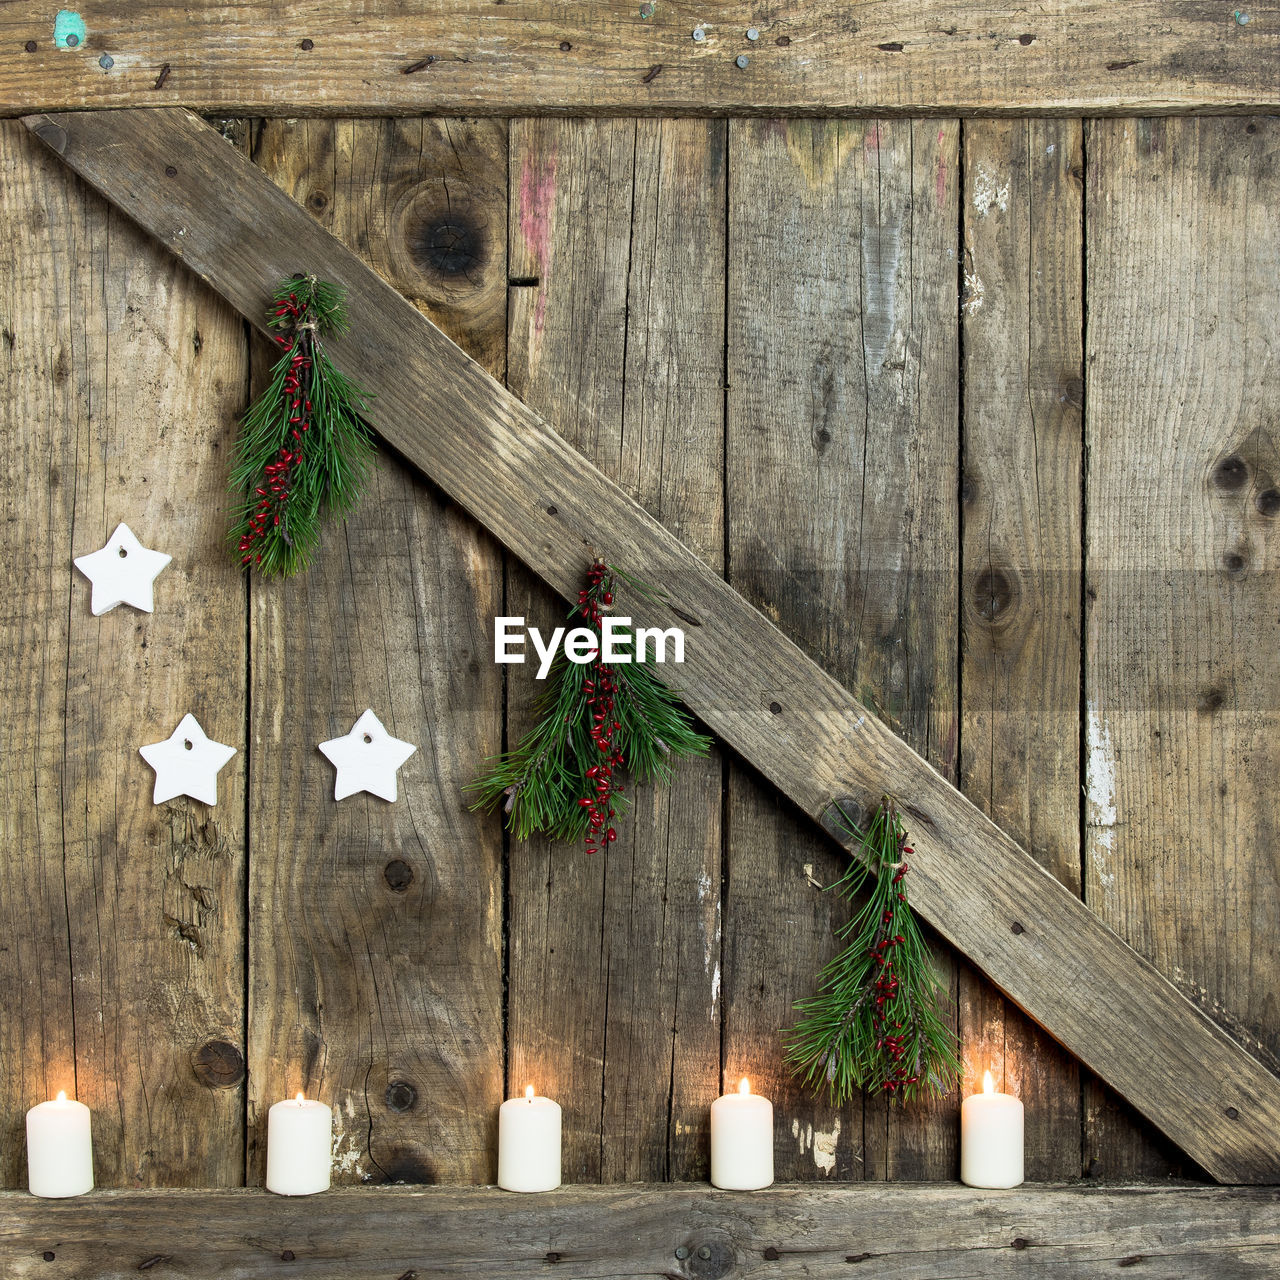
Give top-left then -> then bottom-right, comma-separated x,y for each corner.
22,107 -> 1280,1184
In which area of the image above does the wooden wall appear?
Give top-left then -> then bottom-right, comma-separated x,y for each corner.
1,111 -> 1277,1188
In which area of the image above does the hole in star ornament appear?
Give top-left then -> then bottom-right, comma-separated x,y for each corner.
73,523 -> 171,615
318,710 -> 417,803
139,714 -> 237,806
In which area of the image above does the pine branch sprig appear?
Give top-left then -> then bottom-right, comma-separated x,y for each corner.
785,797 -> 961,1106
469,562 -> 711,848
230,274 -> 375,576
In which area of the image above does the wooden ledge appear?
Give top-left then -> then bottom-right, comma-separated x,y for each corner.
1,1183 -> 1277,1277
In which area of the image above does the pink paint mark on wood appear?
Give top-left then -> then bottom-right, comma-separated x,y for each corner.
864,124 -> 881,152
518,150 -> 558,334
936,149 -> 948,207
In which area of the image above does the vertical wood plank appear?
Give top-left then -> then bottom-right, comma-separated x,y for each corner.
959,119 -> 1085,1180
0,120 -> 248,1186
248,118 -> 507,1185
1084,115 -> 1280,1180
506,117 -> 726,1182
725,118 -> 960,1181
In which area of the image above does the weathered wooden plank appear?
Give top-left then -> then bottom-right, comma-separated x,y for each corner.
24,106 -> 1280,1183
0,119 -> 248,1188
246,117 -> 506,1184
2,4 -> 1279,117
724,118 -> 960,1180
506,117 -> 725,1182
959,119 -> 1085,1179
1083,114 -> 1280,1180
2,1184 -> 1279,1278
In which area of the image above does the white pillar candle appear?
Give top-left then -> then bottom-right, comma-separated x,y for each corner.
710,1077 -> 773,1190
266,1093 -> 332,1195
498,1085 -> 561,1192
26,1091 -> 93,1198
960,1071 -> 1024,1188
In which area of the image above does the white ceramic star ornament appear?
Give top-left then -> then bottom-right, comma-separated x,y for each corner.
73,522 -> 172,615
139,714 -> 237,806
318,710 -> 417,802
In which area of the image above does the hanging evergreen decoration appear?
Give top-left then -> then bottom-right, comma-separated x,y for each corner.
786,796 -> 961,1105
469,561 -> 710,851
230,274 -> 375,575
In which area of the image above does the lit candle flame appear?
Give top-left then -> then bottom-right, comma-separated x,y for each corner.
738,1077 -> 751,1096
525,1085 -> 535,1101
295,1092 -> 306,1104
983,1070 -> 994,1095
55,1090 -> 67,1103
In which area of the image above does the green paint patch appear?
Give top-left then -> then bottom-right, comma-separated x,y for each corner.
54,10 -> 86,49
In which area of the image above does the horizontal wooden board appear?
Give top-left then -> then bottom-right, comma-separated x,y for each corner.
2,1184 -> 1278,1278
21,107 -> 1280,1184
1,3 -> 1279,116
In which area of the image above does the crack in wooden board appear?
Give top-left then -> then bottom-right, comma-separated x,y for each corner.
20,106 -> 1280,1183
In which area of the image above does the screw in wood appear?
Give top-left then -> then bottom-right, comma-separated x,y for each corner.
65,33 -> 79,47
697,1246 -> 712,1260
736,54 -> 749,67
692,26 -> 706,41
746,28 -> 760,40
674,1246 -> 689,1259
1235,11 -> 1251,24
99,53 -> 113,68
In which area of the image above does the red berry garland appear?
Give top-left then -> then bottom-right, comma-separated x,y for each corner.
229,274 -> 374,577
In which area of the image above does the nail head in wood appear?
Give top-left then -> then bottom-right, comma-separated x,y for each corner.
281,1250 -> 296,1262
1011,921 -> 1025,935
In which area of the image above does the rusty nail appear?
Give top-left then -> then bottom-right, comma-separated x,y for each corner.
402,55 -> 436,74
281,1250 -> 296,1262
747,27 -> 760,40
42,1252 -> 55,1262
299,37 -> 314,50
559,40 -> 572,50
692,26 -> 706,41
137,1258 -> 172,1272
25,39 -> 37,52
153,63 -> 171,89
642,63 -> 662,83
736,53 -> 749,67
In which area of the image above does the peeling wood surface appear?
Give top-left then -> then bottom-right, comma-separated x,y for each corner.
505,118 -> 726,1183
958,118 -> 1087,1180
0,119 -> 248,1187
244,118 -> 508,1186
16,106 -> 1280,1183
2,3 -> 1280,117
1,1184 -> 1279,1278
724,118 -> 961,1180
1083,115 -> 1280,1179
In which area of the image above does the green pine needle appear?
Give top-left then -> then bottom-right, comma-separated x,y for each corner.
230,274 -> 375,576
785,796 -> 961,1106
468,564 -> 711,843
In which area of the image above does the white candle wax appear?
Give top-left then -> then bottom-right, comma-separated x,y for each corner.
960,1071 -> 1024,1188
498,1086 -> 561,1192
710,1078 -> 773,1190
266,1093 -> 333,1195
26,1092 -> 93,1198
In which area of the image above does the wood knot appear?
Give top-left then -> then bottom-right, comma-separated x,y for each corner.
384,859 -> 414,892
1196,687 -> 1224,715
971,567 -> 1016,624
307,190 -> 329,213
684,1234 -> 734,1280
410,214 -> 487,280
1255,488 -> 1280,517
1212,454 -> 1249,491
385,1080 -> 418,1113
1018,32 -> 1036,44
1222,549 -> 1248,576
1060,375 -> 1084,409
191,1039 -> 245,1090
